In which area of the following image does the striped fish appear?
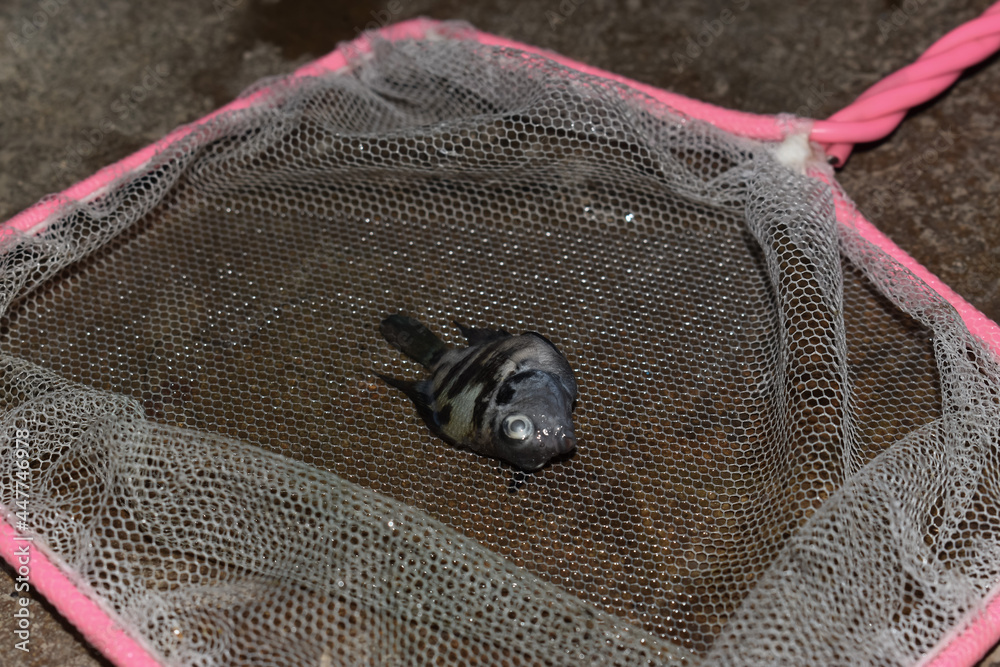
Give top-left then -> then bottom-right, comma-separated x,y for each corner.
377,314 -> 578,471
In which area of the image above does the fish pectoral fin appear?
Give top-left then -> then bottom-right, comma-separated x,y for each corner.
453,321 -> 511,345
374,372 -> 441,436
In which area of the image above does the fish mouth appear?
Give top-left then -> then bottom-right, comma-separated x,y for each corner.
510,428 -> 577,471
555,432 -> 577,455
515,433 -> 576,472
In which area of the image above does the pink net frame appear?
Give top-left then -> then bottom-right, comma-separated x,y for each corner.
3,11 -> 1000,666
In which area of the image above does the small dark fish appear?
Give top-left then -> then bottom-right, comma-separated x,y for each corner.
376,314 -> 578,472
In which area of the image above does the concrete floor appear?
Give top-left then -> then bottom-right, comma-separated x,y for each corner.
1,0 -> 999,664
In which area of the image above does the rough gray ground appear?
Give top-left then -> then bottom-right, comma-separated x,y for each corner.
0,0 -> 998,665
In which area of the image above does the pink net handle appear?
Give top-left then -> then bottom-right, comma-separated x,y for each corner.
810,1 -> 1000,166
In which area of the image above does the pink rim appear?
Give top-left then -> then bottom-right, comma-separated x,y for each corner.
1,512 -> 162,666
2,16 -> 999,667
810,165 -> 1000,667
811,1 -> 1000,165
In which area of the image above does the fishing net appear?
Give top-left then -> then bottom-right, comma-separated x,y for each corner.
3,16 -> 1000,667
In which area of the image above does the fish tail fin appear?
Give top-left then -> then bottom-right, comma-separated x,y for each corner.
380,314 -> 448,368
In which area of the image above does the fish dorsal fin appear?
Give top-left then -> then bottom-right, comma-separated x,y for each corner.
523,331 -> 561,352
453,321 -> 511,346
380,314 -> 448,368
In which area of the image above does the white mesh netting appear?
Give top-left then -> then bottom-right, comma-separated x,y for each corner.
2,24 -> 1000,666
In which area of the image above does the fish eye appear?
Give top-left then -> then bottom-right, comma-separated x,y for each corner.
502,414 -> 534,441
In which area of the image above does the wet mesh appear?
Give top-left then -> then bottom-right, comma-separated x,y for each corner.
2,25 -> 999,666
